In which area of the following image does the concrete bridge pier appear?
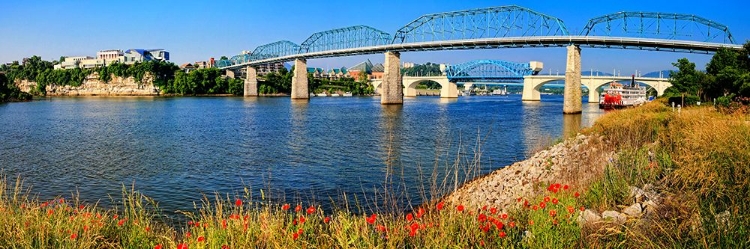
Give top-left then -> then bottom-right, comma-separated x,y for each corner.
563,45 -> 582,114
226,70 -> 235,79
381,51 -> 403,105
521,77 -> 541,101
292,58 -> 309,99
244,66 -> 258,97
441,81 -> 458,98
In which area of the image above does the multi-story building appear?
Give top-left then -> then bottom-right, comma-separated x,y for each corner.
54,49 -> 170,70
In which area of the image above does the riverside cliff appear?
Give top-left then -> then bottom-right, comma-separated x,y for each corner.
15,72 -> 159,96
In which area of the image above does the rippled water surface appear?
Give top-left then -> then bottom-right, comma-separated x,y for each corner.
0,95 -> 602,215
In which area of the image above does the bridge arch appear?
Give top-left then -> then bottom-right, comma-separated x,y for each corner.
251,40 -> 301,60
300,25 -> 391,53
393,5 -> 569,44
445,60 -> 537,82
522,76 -> 671,103
582,11 -> 735,44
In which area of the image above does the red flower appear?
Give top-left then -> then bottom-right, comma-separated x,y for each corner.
298,228 -> 303,234
509,221 -> 515,228
154,245 -> 162,249
177,244 -> 188,249
376,225 -> 387,232
436,201 -> 444,211
221,245 -> 229,249
409,229 -> 417,237
117,219 -> 126,226
229,214 -> 240,220
480,224 -> 490,233
417,208 -> 425,218
517,197 -> 522,202
478,213 -> 487,222
563,184 -> 569,190
553,219 -> 559,225
501,213 -> 508,219
324,216 -> 331,224
282,204 -> 290,211
552,198 -> 559,205
406,213 -> 414,221
295,205 -> 302,212
532,205 -> 539,211
197,236 -> 205,242
222,219 -> 227,229
410,222 -> 419,231
306,206 -> 316,215
235,199 -> 242,207
529,220 -> 534,225
70,233 -> 77,240
567,206 -> 575,214
145,226 -> 151,232
549,209 -> 557,217
299,216 -> 306,223
580,206 -> 585,211
523,200 -> 529,207
540,202 -> 546,209
490,207 -> 498,214
499,231 -> 507,238
544,196 -> 551,203
292,232 -> 299,240
456,205 -> 464,212
186,232 -> 191,238
482,205 -> 488,211
79,204 -> 84,210
494,220 -> 504,230
574,192 -> 580,198
366,214 -> 377,224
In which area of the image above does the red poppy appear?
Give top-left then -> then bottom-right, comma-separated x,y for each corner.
478,213 -> 487,222
221,245 -> 229,249
494,220 -> 504,230
544,196 -> 551,203
295,205 -> 302,212
324,216 -> 331,224
70,233 -> 77,240
282,204 -> 290,211
580,206 -> 585,211
567,206 -> 575,214
436,201 -> 444,211
145,226 -> 151,232
574,192 -> 580,198
409,229 -> 417,237
298,228 -> 303,234
79,204 -> 84,210
532,205 -> 539,211
523,200 -> 529,207
501,213 -> 508,219
235,199 -> 242,207
490,207 -> 498,214
406,213 -> 414,221
549,209 -> 557,217
499,231 -> 507,238
376,225 -> 387,232
154,245 -> 162,249
292,233 -> 299,240
540,202 -> 546,209
482,205 -> 488,211
117,219 -> 126,226
177,244 -> 188,249
299,216 -> 306,223
197,236 -> 205,243
222,219 -> 227,229
552,198 -> 559,205
417,208 -> 425,218
563,184 -> 569,190
517,197 -> 522,202
509,221 -> 515,228
529,220 -> 534,225
410,222 -> 419,231
306,206 -> 316,215
186,232 -> 191,238
456,205 -> 465,212
480,224 -> 490,233
366,214 -> 377,224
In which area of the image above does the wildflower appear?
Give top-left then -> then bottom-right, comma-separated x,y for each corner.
293,232 -> 299,240
406,213 -> 414,221
47,209 -> 54,216
306,206 -> 316,215
550,209 -> 557,217
366,214 -> 377,224
501,213 -> 508,219
84,225 -> 89,232
221,245 -> 229,249
493,220 -> 504,230
145,226 -> 151,232
456,205 -> 465,212
499,231 -> 507,238
295,205 -> 302,212
490,207 -> 498,214
480,224 -> 490,233
177,244 -> 188,249
299,216 -> 306,223
70,233 -> 77,240
544,196 -> 551,203
154,245 -> 162,249
553,219 -> 559,225
324,216 -> 331,224
410,222 -> 419,231
567,206 -> 575,214
509,221 -> 516,228
532,205 -> 539,211
376,225 -> 387,232
436,201 -> 444,211
529,220 -> 534,225
580,206 -> 585,211
117,219 -> 126,226
409,229 -> 417,237
197,236 -> 205,243
540,202 -> 546,209
235,199 -> 242,207
417,207 -> 425,218
78,204 -> 84,210
60,198 -> 65,203
298,228 -> 304,234
482,205 -> 488,211
517,197 -> 522,202
478,213 -> 487,222
552,198 -> 559,205
282,204 -> 290,211
523,200 -> 529,207
563,184 -> 569,190
574,192 -> 580,198
186,232 -> 191,238
222,219 -> 227,229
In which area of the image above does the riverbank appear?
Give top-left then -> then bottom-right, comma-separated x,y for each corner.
1,100 -> 747,248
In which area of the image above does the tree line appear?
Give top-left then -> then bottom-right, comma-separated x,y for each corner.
667,41 -> 750,106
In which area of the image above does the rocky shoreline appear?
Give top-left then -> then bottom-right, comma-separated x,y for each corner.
444,134 -> 613,212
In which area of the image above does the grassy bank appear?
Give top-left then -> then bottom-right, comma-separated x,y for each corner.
1,100 -> 748,248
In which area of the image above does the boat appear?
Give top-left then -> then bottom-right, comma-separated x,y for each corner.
491,86 -> 508,95
599,76 -> 648,109
343,92 -> 353,97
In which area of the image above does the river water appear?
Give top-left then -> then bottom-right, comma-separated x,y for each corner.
0,95 -> 602,216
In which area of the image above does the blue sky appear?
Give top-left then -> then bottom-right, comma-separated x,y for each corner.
1,0 -> 748,75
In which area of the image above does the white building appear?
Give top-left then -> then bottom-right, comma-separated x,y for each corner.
54,49 -> 171,70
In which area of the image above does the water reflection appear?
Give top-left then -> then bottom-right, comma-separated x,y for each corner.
379,105 -> 404,167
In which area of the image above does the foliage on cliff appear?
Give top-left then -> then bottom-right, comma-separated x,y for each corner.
0,73 -> 32,102
168,68 -> 244,95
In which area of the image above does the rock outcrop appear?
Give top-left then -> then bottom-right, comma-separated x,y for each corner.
15,73 -> 159,96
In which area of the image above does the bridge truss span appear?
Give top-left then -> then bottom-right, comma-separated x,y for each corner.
445,60 -> 537,82
582,11 -> 735,44
300,25 -> 391,53
393,5 -> 569,44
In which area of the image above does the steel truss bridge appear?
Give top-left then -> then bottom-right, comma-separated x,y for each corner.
445,60 -> 540,83
217,5 -> 741,69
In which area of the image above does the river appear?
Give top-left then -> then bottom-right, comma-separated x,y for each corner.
0,95 -> 602,217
